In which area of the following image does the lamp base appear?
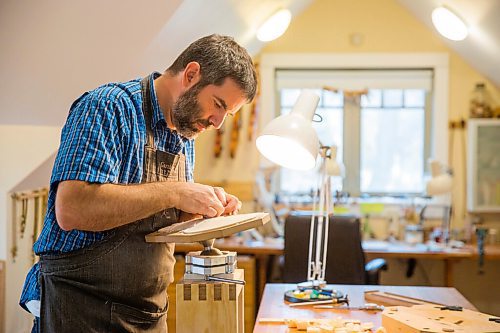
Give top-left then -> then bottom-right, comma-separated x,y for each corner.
297,279 -> 327,290
284,280 -> 346,304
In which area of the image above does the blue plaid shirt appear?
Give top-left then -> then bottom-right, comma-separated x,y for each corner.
20,72 -> 194,311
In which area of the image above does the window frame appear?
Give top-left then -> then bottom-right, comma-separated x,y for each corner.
260,53 -> 449,197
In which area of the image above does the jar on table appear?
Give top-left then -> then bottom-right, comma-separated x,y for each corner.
469,82 -> 493,118
405,224 -> 424,245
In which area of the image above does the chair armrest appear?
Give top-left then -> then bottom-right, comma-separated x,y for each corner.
364,258 -> 388,285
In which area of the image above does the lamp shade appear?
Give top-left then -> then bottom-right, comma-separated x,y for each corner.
426,160 -> 453,195
256,91 -> 320,170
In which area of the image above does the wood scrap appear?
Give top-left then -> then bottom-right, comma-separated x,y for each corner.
382,304 -> 500,333
258,316 -> 385,332
364,290 -> 443,307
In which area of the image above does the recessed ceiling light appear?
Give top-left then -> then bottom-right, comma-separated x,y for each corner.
256,9 -> 292,42
431,6 -> 468,41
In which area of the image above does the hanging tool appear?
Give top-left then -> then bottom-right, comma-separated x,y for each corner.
11,194 -> 18,262
229,110 -> 241,159
248,62 -> 260,142
205,275 -> 245,285
32,195 -> 40,263
476,227 -> 487,274
20,198 -> 28,238
438,305 -> 463,311
288,295 -> 349,307
214,128 -> 223,158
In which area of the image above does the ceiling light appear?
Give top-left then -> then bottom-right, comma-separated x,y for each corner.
431,6 -> 468,41
256,9 -> 292,42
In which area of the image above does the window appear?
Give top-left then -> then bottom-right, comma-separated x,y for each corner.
360,89 -> 428,194
277,69 -> 432,197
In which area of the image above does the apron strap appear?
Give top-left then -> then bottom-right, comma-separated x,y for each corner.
140,75 -> 156,149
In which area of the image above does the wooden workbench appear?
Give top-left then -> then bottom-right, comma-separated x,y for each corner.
253,284 -> 477,333
175,239 -> 500,292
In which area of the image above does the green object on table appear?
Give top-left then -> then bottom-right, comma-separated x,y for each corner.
333,206 -> 350,214
359,203 -> 385,214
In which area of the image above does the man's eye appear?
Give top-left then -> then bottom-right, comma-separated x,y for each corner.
214,101 -> 222,109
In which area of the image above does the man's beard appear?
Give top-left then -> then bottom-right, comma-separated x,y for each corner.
171,85 -> 210,139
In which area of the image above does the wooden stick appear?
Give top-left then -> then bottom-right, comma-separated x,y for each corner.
258,318 -> 286,324
364,290 -> 443,307
288,299 -> 335,307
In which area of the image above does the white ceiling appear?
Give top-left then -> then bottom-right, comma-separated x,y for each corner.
397,0 -> 500,88
0,0 -> 498,126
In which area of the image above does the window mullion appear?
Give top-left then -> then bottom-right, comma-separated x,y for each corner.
424,91 -> 432,174
343,96 -> 361,197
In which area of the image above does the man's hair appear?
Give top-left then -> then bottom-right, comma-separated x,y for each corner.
167,34 -> 257,102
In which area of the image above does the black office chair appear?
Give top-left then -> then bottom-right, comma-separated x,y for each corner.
283,212 -> 387,284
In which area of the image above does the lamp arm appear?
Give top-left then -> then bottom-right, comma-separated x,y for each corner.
314,161 -> 327,279
306,153 -> 334,283
320,171 -> 332,281
307,177 -> 318,281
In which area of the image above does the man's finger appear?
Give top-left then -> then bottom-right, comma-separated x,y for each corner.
205,207 -> 218,218
223,195 -> 241,215
210,198 -> 225,217
213,187 -> 227,205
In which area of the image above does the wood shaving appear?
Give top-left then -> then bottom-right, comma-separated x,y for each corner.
283,315 -> 384,332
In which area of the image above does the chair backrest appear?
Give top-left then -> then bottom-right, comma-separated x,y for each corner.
283,212 -> 366,284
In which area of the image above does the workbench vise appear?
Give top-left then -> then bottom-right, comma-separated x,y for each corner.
145,212 -> 270,333
184,239 -> 244,285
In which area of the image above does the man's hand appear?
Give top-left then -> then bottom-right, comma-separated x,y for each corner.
174,184 -> 241,217
213,187 -> 242,215
173,183 -> 225,218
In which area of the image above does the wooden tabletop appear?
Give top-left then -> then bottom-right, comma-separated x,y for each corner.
253,284 -> 477,333
174,238 -> 500,260
174,238 -> 284,255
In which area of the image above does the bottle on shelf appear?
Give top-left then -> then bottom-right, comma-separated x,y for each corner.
469,82 -> 493,118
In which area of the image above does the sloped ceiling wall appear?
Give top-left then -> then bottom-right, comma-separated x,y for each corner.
0,0 -> 497,126
0,0 -> 312,126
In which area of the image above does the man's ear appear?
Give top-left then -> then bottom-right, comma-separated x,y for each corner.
182,62 -> 201,88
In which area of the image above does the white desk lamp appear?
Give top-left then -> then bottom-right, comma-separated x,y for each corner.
426,160 -> 453,246
426,160 -> 453,196
256,91 -> 319,171
257,91 -> 344,297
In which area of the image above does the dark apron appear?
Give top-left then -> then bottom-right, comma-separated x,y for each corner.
39,74 -> 184,333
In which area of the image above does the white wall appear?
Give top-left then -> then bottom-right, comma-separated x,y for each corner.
0,126 -> 61,333
0,0 -> 183,126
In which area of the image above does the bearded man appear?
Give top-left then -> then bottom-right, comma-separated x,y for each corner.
20,34 -> 257,333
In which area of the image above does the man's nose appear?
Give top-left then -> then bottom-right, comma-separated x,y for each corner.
210,112 -> 227,129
